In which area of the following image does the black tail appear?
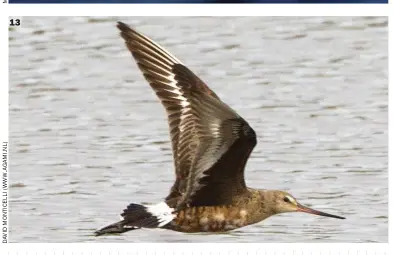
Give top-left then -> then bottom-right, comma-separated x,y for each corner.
95,202 -> 175,236
94,220 -> 138,236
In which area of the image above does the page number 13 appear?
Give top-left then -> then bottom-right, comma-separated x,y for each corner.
9,19 -> 21,26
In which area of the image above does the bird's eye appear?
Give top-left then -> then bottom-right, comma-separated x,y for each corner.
283,196 -> 290,203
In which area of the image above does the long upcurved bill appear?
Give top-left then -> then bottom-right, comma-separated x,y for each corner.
297,204 -> 345,219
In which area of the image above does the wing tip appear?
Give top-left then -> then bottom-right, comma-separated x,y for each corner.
116,21 -> 139,40
116,21 -> 130,32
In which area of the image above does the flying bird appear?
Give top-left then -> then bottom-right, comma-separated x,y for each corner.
95,22 -> 344,236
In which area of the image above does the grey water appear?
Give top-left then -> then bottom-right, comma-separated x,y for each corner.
9,17 -> 387,242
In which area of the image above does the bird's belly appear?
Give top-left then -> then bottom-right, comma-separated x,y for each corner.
167,206 -> 249,233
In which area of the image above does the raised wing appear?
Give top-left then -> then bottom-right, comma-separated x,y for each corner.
117,22 -> 257,207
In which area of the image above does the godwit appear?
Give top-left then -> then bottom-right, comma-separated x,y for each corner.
95,22 -> 344,236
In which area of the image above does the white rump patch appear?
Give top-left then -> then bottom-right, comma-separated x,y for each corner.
146,202 -> 176,227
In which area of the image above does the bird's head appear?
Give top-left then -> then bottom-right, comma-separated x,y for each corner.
268,190 -> 345,219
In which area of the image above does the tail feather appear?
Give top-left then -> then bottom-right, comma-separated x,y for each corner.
94,220 -> 138,236
95,202 -> 175,236
121,203 -> 149,220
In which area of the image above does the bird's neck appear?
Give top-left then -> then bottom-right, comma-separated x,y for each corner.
242,188 -> 278,225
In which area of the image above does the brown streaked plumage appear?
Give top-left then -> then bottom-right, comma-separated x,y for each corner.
95,22 -> 345,236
